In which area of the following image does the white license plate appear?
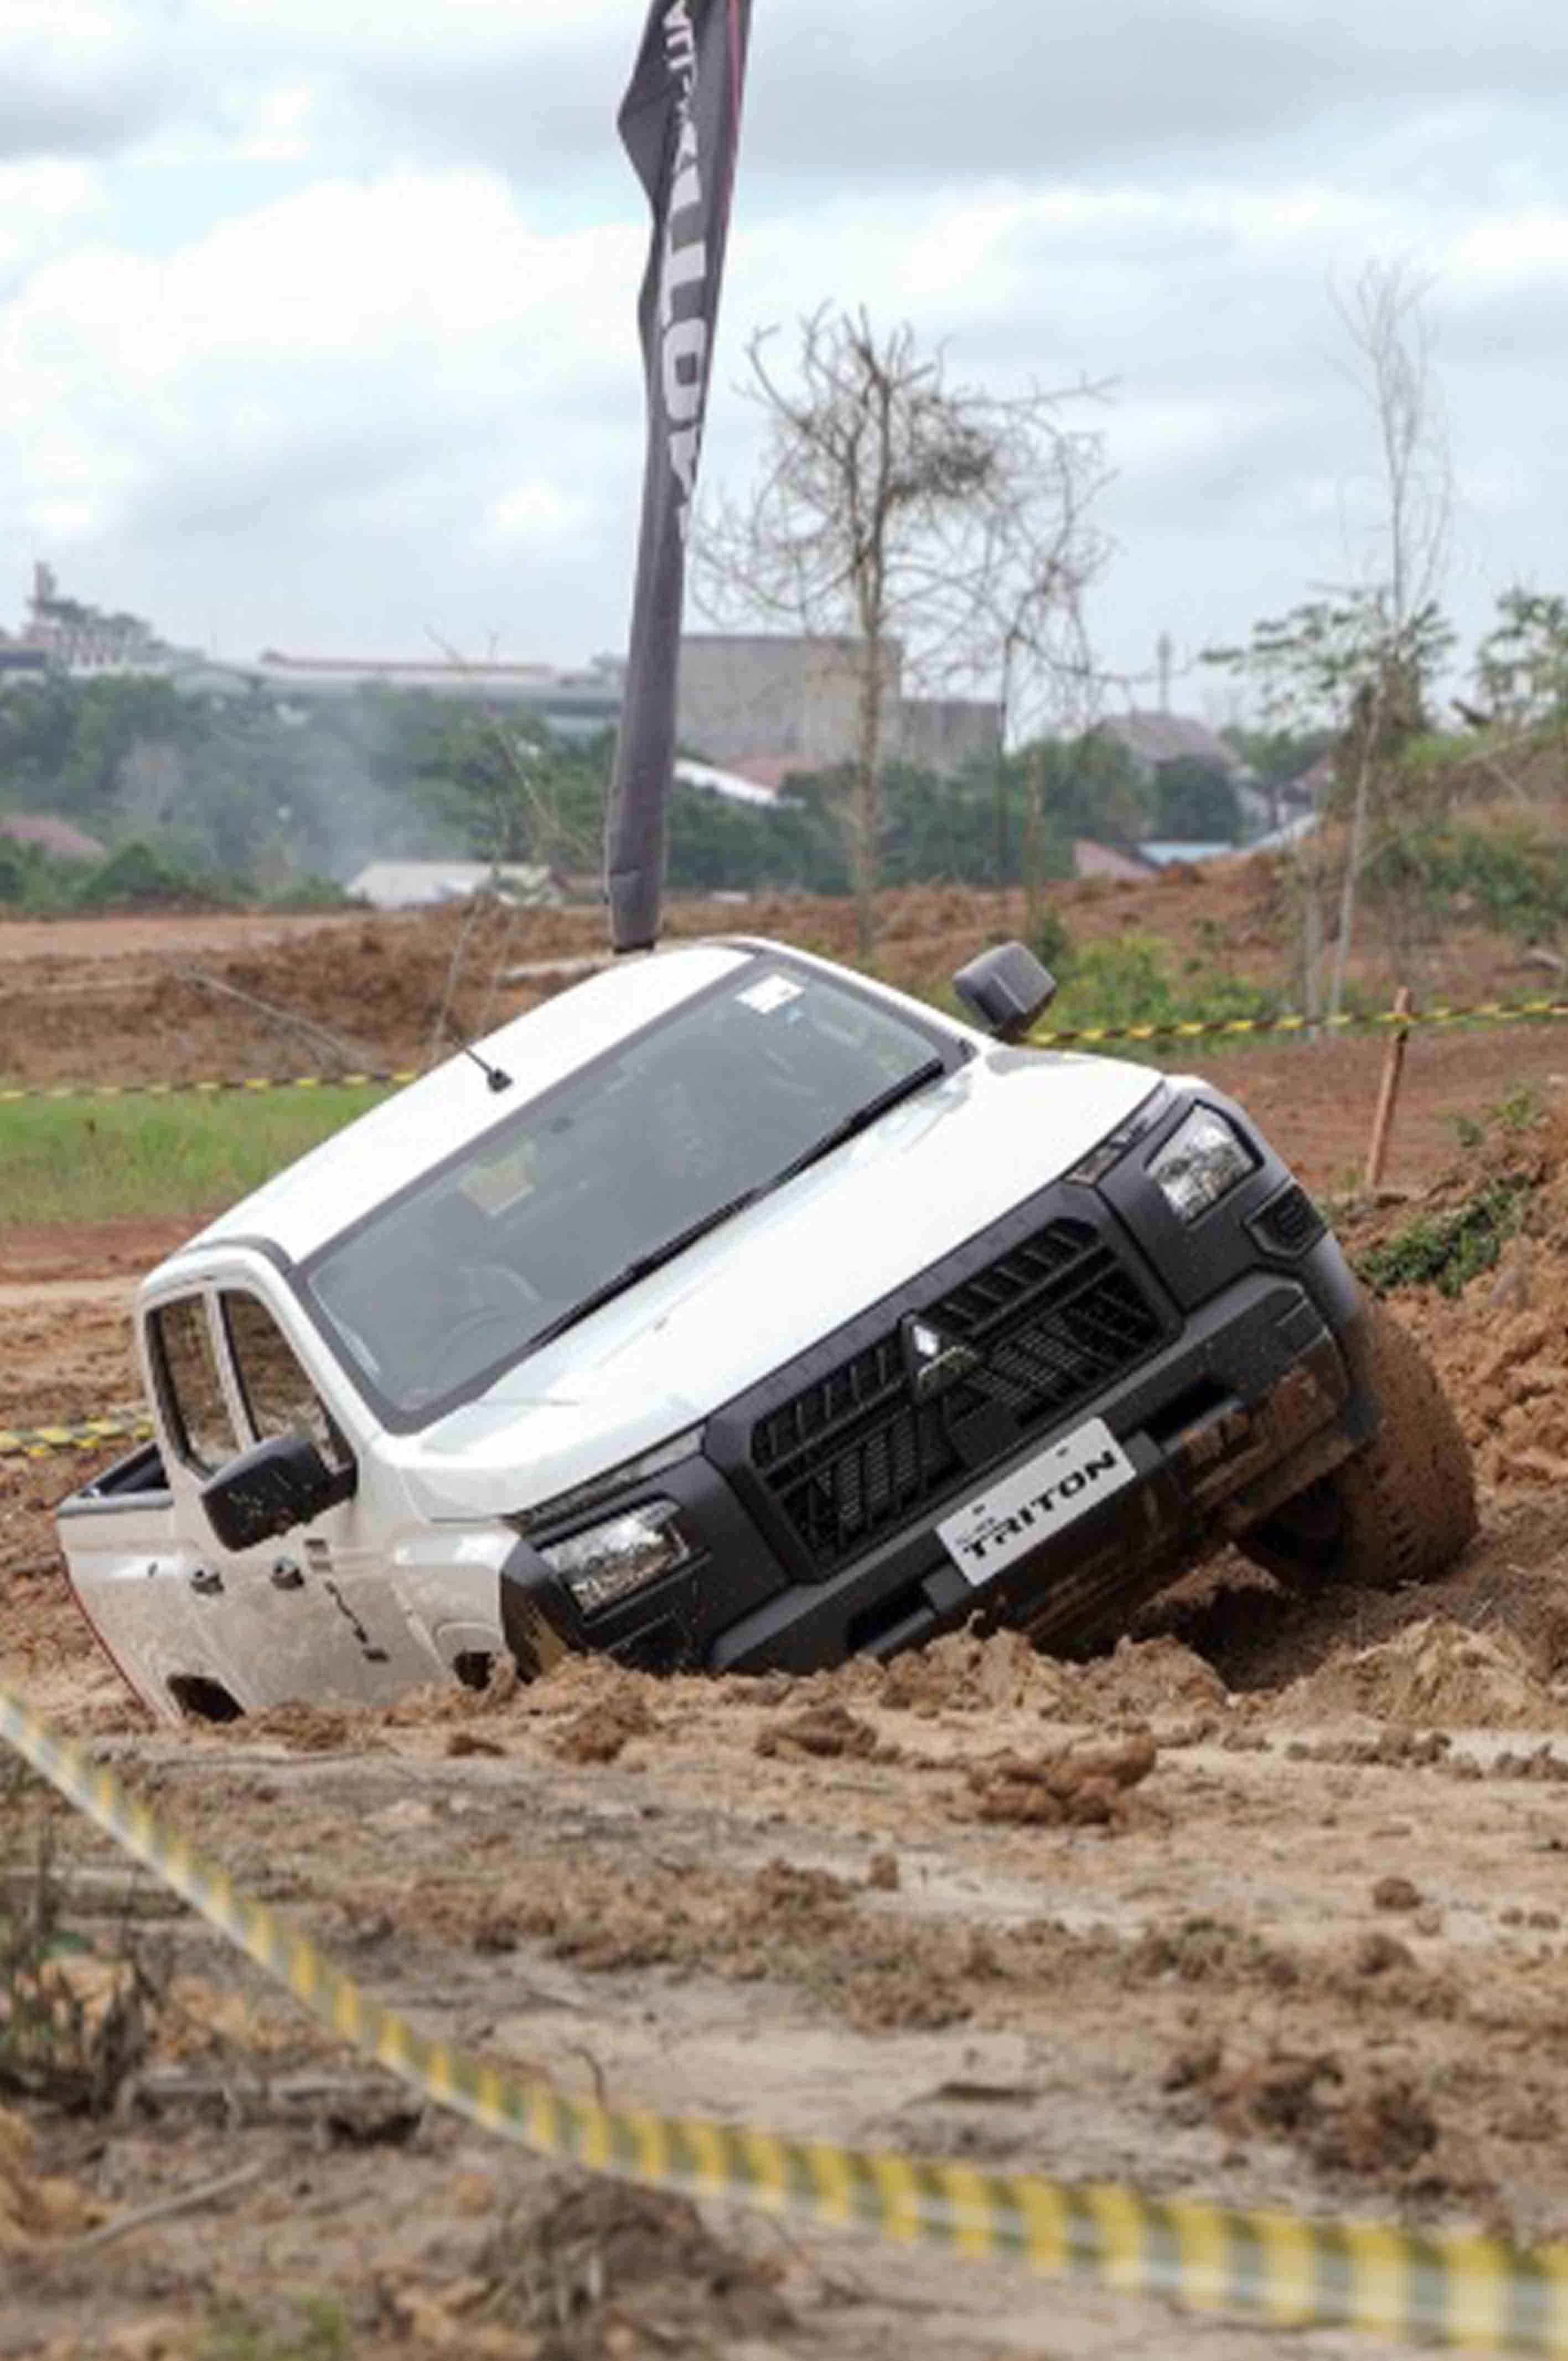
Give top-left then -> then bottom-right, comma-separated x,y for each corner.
936,1417 -> 1137,1588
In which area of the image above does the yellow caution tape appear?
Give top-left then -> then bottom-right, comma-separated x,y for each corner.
0,1072 -> 416,1103
0,1415 -> 154,1463
2,1681 -> 1566,2348
5,997 -> 1568,1101
1028,995 -> 1568,1050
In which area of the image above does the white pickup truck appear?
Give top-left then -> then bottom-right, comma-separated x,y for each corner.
57,938 -> 1474,1725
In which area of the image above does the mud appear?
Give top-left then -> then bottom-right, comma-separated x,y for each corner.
17,909 -> 1568,2353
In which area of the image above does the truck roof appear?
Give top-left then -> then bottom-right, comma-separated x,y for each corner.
169,941 -> 754,1274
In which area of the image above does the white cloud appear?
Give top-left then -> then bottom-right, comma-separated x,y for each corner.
0,0 -> 1565,692
0,162 -> 108,281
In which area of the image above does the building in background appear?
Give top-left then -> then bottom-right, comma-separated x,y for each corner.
227,652 -> 625,739
1,563 -> 199,680
675,634 -> 1000,781
0,813 -> 106,862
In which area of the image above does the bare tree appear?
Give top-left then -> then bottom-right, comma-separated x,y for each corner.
695,306 -> 1108,957
984,462 -> 1112,930
1325,257 -> 1453,1022
1205,259 -> 1453,1027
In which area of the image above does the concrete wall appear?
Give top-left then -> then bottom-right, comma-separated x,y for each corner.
677,635 -> 902,772
893,696 -> 1001,774
677,635 -> 997,778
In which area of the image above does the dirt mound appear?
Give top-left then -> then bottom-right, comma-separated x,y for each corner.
550,1692 -> 659,1765
877,1627 -> 1223,1722
392,2176 -> 792,2358
1165,2046 -> 1471,2196
755,1701 -> 882,1759
1344,1117 -> 1568,1493
1281,1616 -> 1558,1729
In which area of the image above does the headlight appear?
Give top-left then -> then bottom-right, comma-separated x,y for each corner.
1148,1107 -> 1255,1223
538,1500 -> 696,1616
1066,1084 -> 1172,1185
504,1426 -> 702,1537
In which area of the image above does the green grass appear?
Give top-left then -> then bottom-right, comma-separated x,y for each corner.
1355,1176 -> 1533,1299
201,2296 -> 349,2361
0,1086 -> 390,1227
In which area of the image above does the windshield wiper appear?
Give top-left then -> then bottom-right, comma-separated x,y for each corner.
527,1056 -> 947,1352
768,1055 -> 946,1190
525,1181 -> 779,1352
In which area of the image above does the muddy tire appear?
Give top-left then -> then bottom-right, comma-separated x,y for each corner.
1239,1298 -> 1476,1592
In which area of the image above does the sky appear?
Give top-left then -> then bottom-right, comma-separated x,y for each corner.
2,0 -> 1566,725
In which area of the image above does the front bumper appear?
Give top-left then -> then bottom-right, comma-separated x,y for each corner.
500,1091 -> 1377,1677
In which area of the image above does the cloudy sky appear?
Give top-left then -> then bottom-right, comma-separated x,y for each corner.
3,0 -> 1565,719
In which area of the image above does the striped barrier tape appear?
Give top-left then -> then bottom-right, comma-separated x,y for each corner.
1028,994 -> 1568,1050
6,996 -> 1568,1099
2,1682 -> 1566,2348
0,1415 -> 153,1463
0,1071 -> 415,1104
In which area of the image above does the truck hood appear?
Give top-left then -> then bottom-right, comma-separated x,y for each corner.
396,1048 -> 1161,1523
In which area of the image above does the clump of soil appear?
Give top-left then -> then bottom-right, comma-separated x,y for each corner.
967,1731 -> 1158,1826
878,1628 -> 1060,1713
237,1701 -> 371,1753
1165,2044 -> 1486,2198
876,1627 -> 1220,1723
550,1694 -> 658,1765
1281,1617 -> 1558,1730
755,1701 -> 882,1760
393,2175 -> 793,2358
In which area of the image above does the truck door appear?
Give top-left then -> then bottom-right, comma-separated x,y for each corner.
209,1286 -> 442,1707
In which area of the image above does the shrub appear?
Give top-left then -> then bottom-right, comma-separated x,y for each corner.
1357,1177 -> 1531,1298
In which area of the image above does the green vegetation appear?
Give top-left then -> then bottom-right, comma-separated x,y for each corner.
1367,820 -> 1568,943
0,666 -> 1153,909
0,1762 -> 158,2110
201,2298 -> 349,2361
1357,1177 -> 1532,1298
0,1088 -> 385,1227
1152,755 -> 1243,842
1040,931 -> 1281,1042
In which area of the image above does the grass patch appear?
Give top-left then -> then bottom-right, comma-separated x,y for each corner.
1042,932 -> 1282,1049
0,1086 -> 390,1228
1,1761 -> 160,2111
202,2297 -> 350,2361
1356,1177 -> 1532,1299
1368,820 -> 1568,942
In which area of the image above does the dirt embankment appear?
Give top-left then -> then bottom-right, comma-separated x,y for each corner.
4,853 -> 1565,1093
13,904 -> 1568,2354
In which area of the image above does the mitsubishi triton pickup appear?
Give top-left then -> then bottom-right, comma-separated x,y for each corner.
55,937 -> 1475,1723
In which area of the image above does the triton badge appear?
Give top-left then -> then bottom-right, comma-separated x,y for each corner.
901,1315 -> 982,1402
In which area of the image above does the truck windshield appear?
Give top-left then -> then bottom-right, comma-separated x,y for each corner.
301,961 -> 959,1422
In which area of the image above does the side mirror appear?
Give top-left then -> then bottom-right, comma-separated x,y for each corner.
952,942 -> 1057,1042
201,1435 -> 356,1552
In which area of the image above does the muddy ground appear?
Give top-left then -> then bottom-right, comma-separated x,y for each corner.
9,900 -> 1568,2357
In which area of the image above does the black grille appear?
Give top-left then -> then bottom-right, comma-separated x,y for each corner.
749,1218 -> 1165,1575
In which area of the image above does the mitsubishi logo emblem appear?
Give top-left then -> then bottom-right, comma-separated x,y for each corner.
901,1314 -> 982,1402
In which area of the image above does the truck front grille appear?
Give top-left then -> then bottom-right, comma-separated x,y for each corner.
749,1218 -> 1163,1575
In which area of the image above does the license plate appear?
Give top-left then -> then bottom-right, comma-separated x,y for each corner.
937,1417 -> 1137,1588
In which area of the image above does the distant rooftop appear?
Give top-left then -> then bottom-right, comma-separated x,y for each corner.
0,812 -> 107,862
1097,712 -> 1246,774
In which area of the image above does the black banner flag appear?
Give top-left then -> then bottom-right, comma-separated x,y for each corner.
606,0 -> 752,952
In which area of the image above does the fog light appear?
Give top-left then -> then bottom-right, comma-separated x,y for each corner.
1148,1107 -> 1254,1222
539,1500 -> 695,1616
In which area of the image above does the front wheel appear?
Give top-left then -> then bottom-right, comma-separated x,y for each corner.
1238,1299 -> 1476,1592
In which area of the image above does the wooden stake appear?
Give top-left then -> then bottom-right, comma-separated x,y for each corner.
1364,986 -> 1415,1191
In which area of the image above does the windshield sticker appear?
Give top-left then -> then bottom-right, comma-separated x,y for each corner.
737,976 -> 805,1015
